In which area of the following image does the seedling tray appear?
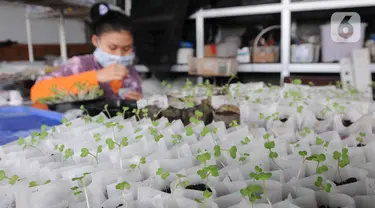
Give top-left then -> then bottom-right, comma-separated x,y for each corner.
0,106 -> 62,145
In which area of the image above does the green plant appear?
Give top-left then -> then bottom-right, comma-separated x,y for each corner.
241,137 -> 251,145
186,126 -> 194,136
106,137 -> 129,169
18,136 -> 44,156
190,110 -> 203,125
172,133 -> 183,145
0,170 -> 19,185
148,127 -> 164,142
196,152 -> 219,206
356,132 -> 366,145
61,117 -> 72,128
228,120 -> 239,128
296,151 -> 308,178
299,127 -> 312,137
130,157 -> 146,170
333,148 -> 350,183
194,190 -> 213,208
132,108 -> 148,120
71,172 -> 91,208
116,106 -> 130,120
200,126 -> 211,137
214,145 -> 237,160
29,180 -> 51,187
239,153 -> 250,164
315,136 -> 329,148
240,184 -> 262,208
174,173 -> 192,189
95,115 -> 105,124
103,104 -> 111,118
156,168 -> 170,180
80,105 -> 92,123
116,181 -> 131,207
54,144 -> 73,160
264,112 -> 279,121
93,133 -> 102,142
292,79 -> 302,85
306,153 -> 331,192
80,146 -> 102,165
249,166 -> 272,206
263,133 -> 282,170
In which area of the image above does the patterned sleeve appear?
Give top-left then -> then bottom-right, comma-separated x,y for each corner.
123,65 -> 143,95
37,56 -> 86,82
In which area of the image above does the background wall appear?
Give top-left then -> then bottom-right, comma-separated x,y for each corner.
0,2 -> 87,44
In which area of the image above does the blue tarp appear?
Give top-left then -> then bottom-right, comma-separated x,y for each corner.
0,106 -> 62,145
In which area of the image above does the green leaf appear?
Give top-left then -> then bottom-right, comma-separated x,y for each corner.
269,152 -> 278,159
195,110 -> 203,118
105,139 -> 115,150
214,145 -> 221,157
140,157 -> 146,164
292,79 -> 302,85
258,172 -> 272,180
29,181 -> 38,187
58,145 -> 65,152
200,126 -> 210,137
80,148 -> 89,157
9,175 -> 18,185
316,165 -> 328,174
317,154 -> 326,162
324,183 -> 332,193
152,121 -> 159,127
264,141 -> 275,149
194,198 -> 203,204
203,190 -> 212,199
186,126 -> 194,136
97,145 -> 103,153
130,164 -> 137,169
316,137 -> 324,145
255,166 -> 262,173
333,151 -> 341,160
71,186 -> 79,191
18,137 -> 25,146
161,172 -> 170,180
360,132 -> 366,137
121,137 -> 129,146
44,180 -> 51,184
156,168 -> 163,175
64,149 -> 73,159
297,106 -> 303,113
298,151 -> 307,157
116,181 -> 131,190
229,146 -> 237,159
259,113 -> 265,119
208,165 -> 219,177
74,191 -> 82,196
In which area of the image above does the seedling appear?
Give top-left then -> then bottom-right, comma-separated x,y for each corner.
200,126 -> 211,137
93,133 -> 102,142
333,148 -> 350,183
80,146 -> 102,165
264,112 -> 279,121
299,127 -> 312,137
80,105 -> 92,123
103,104 -> 112,118
214,145 -> 237,160
296,151 -> 307,178
239,153 -> 250,164
297,105 -> 304,113
194,190 -> 213,208
263,133 -> 282,170
0,170 -> 19,185
161,80 -> 172,90
186,126 -> 194,136
292,79 -> 302,85
116,106 -> 130,120
240,184 -> 262,208
54,144 -> 73,160
132,109 -> 141,121
156,168 -> 170,180
130,157 -> 146,170
190,110 -> 203,125
116,181 -> 131,207
196,152 -> 219,203
241,137 -> 251,145
356,132 -> 366,146
148,127 -> 164,142
249,166 -> 272,207
306,153 -> 331,192
332,102 -> 346,116
61,117 -> 72,128
18,136 -> 44,156
29,180 -> 51,187
106,137 -> 129,169
174,173 -> 192,189
171,133 -> 183,145
71,172 -> 91,208
95,115 -> 105,124
229,120 -> 239,128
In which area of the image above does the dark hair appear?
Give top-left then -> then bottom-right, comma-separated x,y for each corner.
90,3 -> 132,36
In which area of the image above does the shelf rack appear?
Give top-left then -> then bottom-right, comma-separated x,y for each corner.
188,0 -> 375,83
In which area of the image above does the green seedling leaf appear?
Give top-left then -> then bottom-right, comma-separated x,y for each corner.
106,139 -> 115,150
297,106 -> 303,113
298,151 -> 307,157
64,149 -> 73,159
140,157 -> 146,164
317,154 -> 326,162
214,145 -> 221,157
152,121 -> 159,127
130,164 -> 137,169
186,126 -> 194,136
229,146 -> 237,159
9,175 -> 18,185
121,137 -> 129,146
200,126 -> 210,137
44,180 -> 51,184
292,79 -> 302,85
316,137 -> 324,145
161,172 -> 170,180
97,145 -> 103,153
269,152 -> 278,159
18,137 -> 25,145
29,181 -> 38,187
259,113 -> 265,119
156,168 -> 163,175
71,186 -> 79,191
195,110 -> 203,118
80,148 -> 89,157
263,133 -> 271,140
333,151 -> 341,160
116,181 -> 131,190
74,191 -> 82,196
360,132 -> 366,137
264,141 -> 275,149
316,165 -> 329,174
203,190 -> 212,199
241,136 -> 251,145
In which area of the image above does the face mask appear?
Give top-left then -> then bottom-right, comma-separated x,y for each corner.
93,41 -> 135,67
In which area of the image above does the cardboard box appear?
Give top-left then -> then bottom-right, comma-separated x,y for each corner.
188,57 -> 238,77
204,44 -> 216,57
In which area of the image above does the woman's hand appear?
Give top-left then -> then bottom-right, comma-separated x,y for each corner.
96,63 -> 128,83
124,91 -> 142,101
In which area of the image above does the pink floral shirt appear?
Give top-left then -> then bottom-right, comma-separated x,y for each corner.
37,55 -> 142,99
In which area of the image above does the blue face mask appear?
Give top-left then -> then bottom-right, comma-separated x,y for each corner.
93,43 -> 135,67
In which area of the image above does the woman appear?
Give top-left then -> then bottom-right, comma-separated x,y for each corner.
31,3 -> 142,103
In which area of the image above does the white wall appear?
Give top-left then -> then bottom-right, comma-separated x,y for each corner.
0,3 -> 87,44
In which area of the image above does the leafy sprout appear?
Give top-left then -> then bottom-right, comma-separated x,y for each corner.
185,126 -> 194,136
95,115 -> 105,124
239,153 -> 250,164
130,157 -> 146,170
174,174 -> 192,189
333,148 -> 350,183
306,153 -> 331,192
156,168 -> 170,180
229,120 -> 239,128
116,106 -> 130,119
29,180 -> 51,188
116,181 -> 131,191
299,127 -> 312,137
172,134 -> 183,145
240,184 -> 262,207
80,146 -> 102,165
190,110 -> 203,125
148,127 -> 164,142
0,170 -> 19,185
61,117 -> 72,128
80,105 -> 92,123
263,133 -> 282,170
241,137 -> 251,145
356,132 -> 366,145
71,172 -> 91,198
249,166 -> 272,207
213,145 -> 237,160
18,136 -> 44,156
296,151 -> 308,178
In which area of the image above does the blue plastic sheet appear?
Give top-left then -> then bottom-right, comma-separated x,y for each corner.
0,107 -> 62,145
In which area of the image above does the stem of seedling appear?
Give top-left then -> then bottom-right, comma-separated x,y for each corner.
0,170 -> 19,185
116,181 -> 131,207
18,137 -> 44,156
263,133 -> 282,170
296,151 -> 307,179
106,137 -> 128,169
80,146 -> 102,165
130,157 -> 146,171
262,180 -> 272,207
72,173 -> 91,208
103,104 -> 111,118
333,148 -> 350,183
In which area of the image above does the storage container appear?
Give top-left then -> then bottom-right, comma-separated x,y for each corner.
251,46 -> 279,63
291,44 -> 320,63
320,23 -> 367,62
188,57 -> 238,77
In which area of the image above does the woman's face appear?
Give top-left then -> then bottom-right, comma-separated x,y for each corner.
92,30 -> 133,56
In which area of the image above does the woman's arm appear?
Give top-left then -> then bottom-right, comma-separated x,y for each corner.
30,57 -> 99,102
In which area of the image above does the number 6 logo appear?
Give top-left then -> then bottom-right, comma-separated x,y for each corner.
331,12 -> 361,43
337,16 -> 353,39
